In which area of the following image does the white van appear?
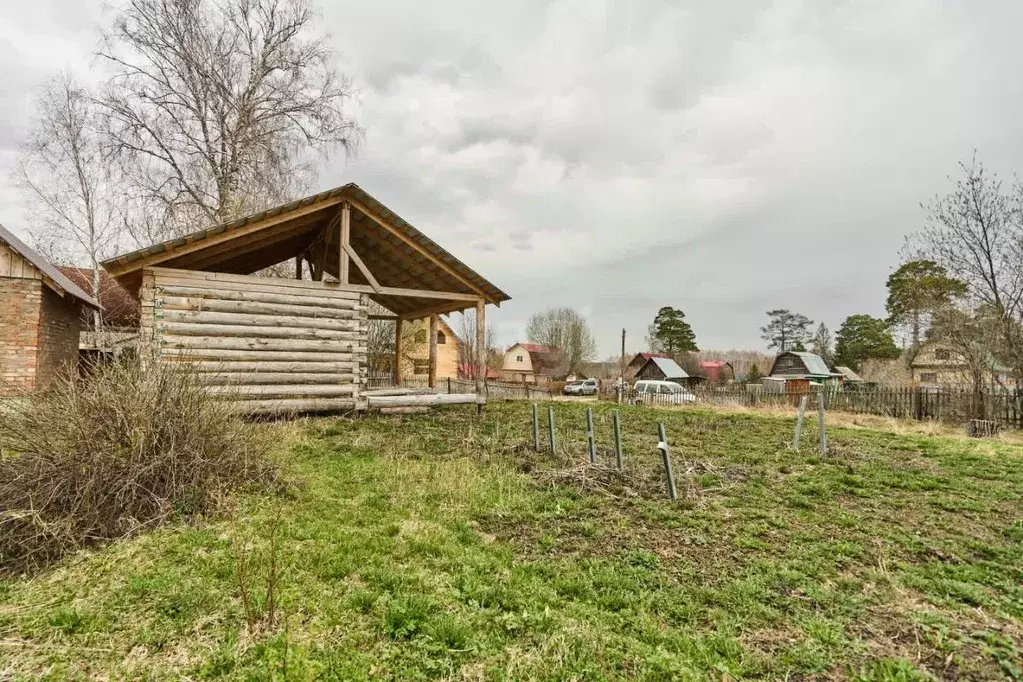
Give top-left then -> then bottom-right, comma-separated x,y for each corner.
632,380 -> 697,405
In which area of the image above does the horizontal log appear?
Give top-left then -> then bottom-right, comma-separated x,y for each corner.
160,335 -> 365,353
363,387 -> 437,397
367,393 -> 484,408
379,407 -> 430,415
209,383 -> 357,398
169,360 -> 355,373
153,275 -> 363,301
155,286 -> 363,310
197,372 -> 354,385
160,348 -> 359,362
158,309 -> 362,331
158,296 -> 363,320
156,321 -> 361,341
228,398 -> 356,415
149,266 -> 365,295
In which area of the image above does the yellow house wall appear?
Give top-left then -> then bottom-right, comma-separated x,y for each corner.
405,317 -> 461,379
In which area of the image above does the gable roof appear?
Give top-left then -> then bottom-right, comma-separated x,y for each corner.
787,351 -> 833,376
0,222 -> 100,309
643,356 -> 689,379
834,366 -> 864,382
101,183 -> 510,319
516,343 -> 555,354
58,267 -> 138,327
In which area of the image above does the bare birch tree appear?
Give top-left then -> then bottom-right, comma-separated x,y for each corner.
16,71 -> 121,329
457,309 -> 495,378
98,0 -> 361,243
914,155 -> 1023,380
525,307 -> 596,372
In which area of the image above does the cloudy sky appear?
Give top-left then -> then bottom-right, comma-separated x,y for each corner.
2,1 -> 1022,356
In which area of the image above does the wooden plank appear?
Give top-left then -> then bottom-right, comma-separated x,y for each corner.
339,202 -> 350,284
151,268 -> 364,298
394,318 -> 404,384
172,360 -> 356,373
400,299 -> 475,320
428,314 -> 438,389
161,348 -> 359,362
159,309 -> 361,331
105,197 -> 344,276
363,387 -> 436,397
156,321 -> 360,341
208,383 -> 357,397
227,398 -> 356,415
475,299 -> 486,395
345,244 -> 381,293
157,286 -> 366,310
198,372 -> 354,385
160,335 -> 365,353
367,393 -> 482,408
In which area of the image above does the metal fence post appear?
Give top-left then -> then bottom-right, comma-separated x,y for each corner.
532,403 -> 540,451
818,391 -> 827,455
793,395 -> 808,450
548,406 -> 556,455
585,407 -> 596,463
657,423 -> 677,500
612,409 -> 623,471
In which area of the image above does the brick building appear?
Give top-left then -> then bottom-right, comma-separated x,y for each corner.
0,223 -> 100,393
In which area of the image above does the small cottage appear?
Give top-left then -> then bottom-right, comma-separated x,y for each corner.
767,351 -> 841,391
625,352 -> 670,379
910,340 -> 1015,388
501,343 -> 560,383
635,356 -> 689,382
0,223 -> 100,393
699,360 -> 735,384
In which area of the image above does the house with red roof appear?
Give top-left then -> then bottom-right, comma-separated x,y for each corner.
501,342 -> 564,383
699,360 -> 735,384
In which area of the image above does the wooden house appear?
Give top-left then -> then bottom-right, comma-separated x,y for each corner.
501,343 -> 560,383
910,340 -> 1016,389
699,360 -> 735,384
0,223 -> 100,393
635,356 -> 689,382
767,351 -> 841,391
100,184 -> 510,414
625,352 -> 670,379
404,316 -> 461,380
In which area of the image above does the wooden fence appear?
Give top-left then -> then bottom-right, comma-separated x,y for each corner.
604,384 -> 1023,429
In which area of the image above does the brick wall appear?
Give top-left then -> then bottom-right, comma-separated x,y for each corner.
0,278 -> 43,392
36,285 -> 83,388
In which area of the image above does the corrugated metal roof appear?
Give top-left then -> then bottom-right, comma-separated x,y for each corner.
649,357 -> 688,378
834,366 -> 864,381
789,351 -> 832,375
0,222 -> 100,309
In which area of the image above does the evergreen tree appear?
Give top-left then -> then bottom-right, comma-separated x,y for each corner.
834,314 -> 901,370
651,307 -> 698,354
885,260 -> 966,348
810,323 -> 834,365
761,309 -> 813,351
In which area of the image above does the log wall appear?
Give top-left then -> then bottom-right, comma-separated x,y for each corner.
142,267 -> 369,414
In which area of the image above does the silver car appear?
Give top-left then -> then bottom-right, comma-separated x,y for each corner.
563,378 -> 599,396
632,380 -> 696,405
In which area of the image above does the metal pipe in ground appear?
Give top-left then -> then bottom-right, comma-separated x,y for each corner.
585,407 -> 596,463
818,391 -> 827,455
531,403 -> 540,451
793,395 -> 808,450
612,409 -> 623,470
548,406 -> 557,455
657,422 -> 677,500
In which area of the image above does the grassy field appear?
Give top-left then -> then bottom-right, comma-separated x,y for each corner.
1,402 -> 1021,680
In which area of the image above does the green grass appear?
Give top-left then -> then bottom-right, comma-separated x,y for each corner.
1,402 -> 1021,680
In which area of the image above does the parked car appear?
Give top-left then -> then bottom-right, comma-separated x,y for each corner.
563,378 -> 599,396
632,380 -> 696,405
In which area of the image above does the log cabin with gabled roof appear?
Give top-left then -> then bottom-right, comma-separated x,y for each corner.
101,183 -> 510,414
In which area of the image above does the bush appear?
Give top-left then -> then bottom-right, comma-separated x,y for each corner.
0,358 -> 276,572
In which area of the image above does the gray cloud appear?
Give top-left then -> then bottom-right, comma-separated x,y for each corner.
3,0 -> 1023,355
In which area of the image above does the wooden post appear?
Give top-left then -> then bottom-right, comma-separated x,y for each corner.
428,315 -> 438,389
612,409 -> 623,470
658,423 -> 677,500
294,255 -> 303,280
475,298 -> 485,396
585,407 -> 596,463
339,202 -> 351,284
532,403 -> 540,451
818,391 -> 827,455
394,318 -> 404,386
793,395 -> 808,450
548,406 -> 556,454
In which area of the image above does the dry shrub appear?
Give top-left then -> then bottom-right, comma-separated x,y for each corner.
0,358 -> 276,573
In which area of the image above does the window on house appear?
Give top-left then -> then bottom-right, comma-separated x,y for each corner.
516,355 -> 523,362
413,359 -> 429,374
920,372 -> 938,383
437,331 -> 446,344
415,330 -> 427,343
934,349 -> 950,360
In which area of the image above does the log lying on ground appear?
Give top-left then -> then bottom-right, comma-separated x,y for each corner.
379,407 -> 430,415
228,398 -> 356,415
366,393 -> 484,408
363,387 -> 437,397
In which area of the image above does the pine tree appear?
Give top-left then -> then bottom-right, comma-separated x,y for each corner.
651,307 -> 698,354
